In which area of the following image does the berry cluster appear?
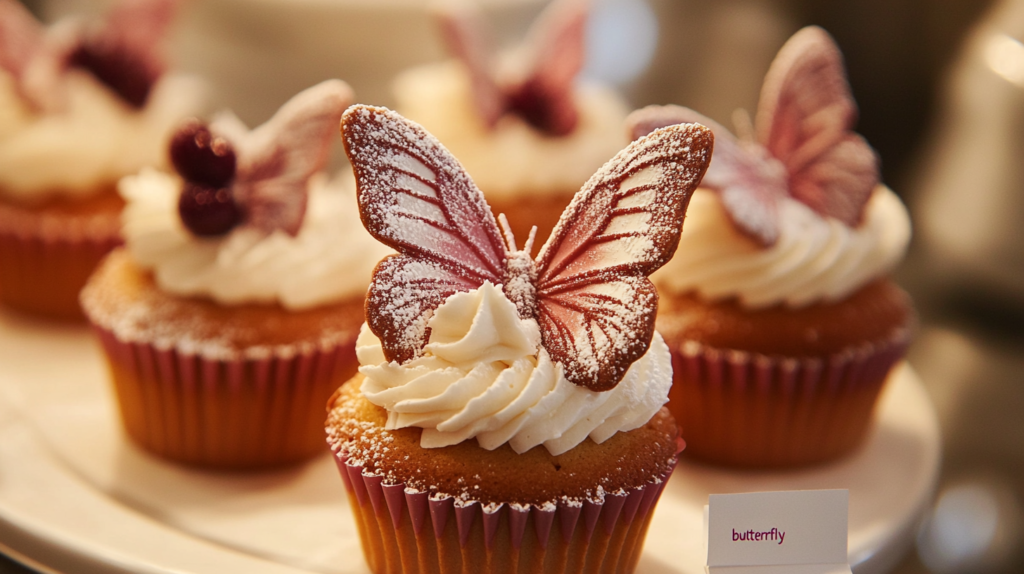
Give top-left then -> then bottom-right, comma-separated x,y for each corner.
169,120 -> 242,236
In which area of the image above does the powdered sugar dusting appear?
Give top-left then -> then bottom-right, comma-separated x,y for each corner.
344,105 -> 509,362
343,105 -> 713,391
627,104 -> 787,246
365,256 -> 480,363
391,152 -> 438,186
503,248 -> 538,319
343,105 -> 506,282
326,380 -> 679,506
534,123 -> 713,390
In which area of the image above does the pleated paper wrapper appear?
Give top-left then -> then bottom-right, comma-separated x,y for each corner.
333,452 -> 675,574
0,202 -> 120,320
666,329 -> 910,468
92,324 -> 358,469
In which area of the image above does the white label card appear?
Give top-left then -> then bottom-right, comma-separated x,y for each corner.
705,489 -> 852,574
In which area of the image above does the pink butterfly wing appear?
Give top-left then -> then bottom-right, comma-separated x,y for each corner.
756,26 -> 878,226
0,0 -> 43,81
433,2 -> 505,129
507,0 -> 588,135
234,80 -> 353,236
523,0 -> 588,94
342,105 -> 508,361
104,0 -> 179,55
366,256 -> 483,364
627,104 -> 785,246
535,122 -> 713,391
787,134 -> 878,224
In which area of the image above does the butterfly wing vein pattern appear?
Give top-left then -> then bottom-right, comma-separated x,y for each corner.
535,125 -> 713,390
344,105 -> 713,391
345,106 -> 507,362
624,26 -> 879,247
756,26 -> 877,227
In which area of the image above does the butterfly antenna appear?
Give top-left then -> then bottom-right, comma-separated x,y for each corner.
498,213 -> 517,252
524,226 -> 538,256
732,108 -> 755,143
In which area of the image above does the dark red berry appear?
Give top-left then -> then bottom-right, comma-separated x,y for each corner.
178,182 -> 242,237
68,39 -> 157,109
169,120 -> 237,187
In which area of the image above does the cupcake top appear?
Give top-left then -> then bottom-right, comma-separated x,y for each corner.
0,0 -> 202,201
119,80 -> 390,310
629,26 -> 911,309
392,0 -> 629,199
337,104 -> 712,455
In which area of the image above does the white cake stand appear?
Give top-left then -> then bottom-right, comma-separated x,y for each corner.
0,311 -> 940,574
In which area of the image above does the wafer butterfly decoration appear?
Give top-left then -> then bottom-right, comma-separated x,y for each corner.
628,26 -> 879,247
343,105 -> 713,392
0,0 -> 179,110
170,80 -> 353,237
435,0 -> 588,136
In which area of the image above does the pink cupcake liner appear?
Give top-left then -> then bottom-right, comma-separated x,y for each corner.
333,452 -> 672,574
668,329 -> 910,467
93,323 -> 357,469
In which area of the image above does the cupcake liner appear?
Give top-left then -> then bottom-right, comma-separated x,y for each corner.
93,323 -> 358,469
0,203 -> 120,320
667,329 -> 910,468
334,453 -> 670,574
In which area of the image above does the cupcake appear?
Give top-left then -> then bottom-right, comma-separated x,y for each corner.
627,26 -> 914,468
0,0 -> 202,320
327,105 -> 712,574
392,0 -> 629,246
81,80 -> 391,469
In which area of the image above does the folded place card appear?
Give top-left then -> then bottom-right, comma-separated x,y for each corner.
705,489 -> 852,574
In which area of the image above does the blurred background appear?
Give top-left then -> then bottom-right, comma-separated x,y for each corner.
8,0 -> 1024,572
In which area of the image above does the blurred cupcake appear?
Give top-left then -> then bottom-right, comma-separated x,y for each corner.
392,0 -> 628,245
81,80 -> 391,469
328,105 -> 712,573
628,26 -> 914,468
0,0 -> 202,320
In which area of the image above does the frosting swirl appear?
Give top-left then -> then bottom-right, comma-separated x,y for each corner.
654,185 -> 911,309
393,61 -> 628,199
357,282 -> 672,456
0,71 -> 202,200
119,168 -> 392,310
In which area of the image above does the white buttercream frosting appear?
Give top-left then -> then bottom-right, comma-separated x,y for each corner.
357,282 -> 672,456
393,61 -> 629,199
119,168 -> 392,310
0,70 -> 202,201
654,185 -> 911,309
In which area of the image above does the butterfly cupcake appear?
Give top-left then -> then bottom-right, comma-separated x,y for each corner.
326,105 -> 712,574
392,0 -> 629,246
0,0 -> 202,320
628,26 -> 914,468
80,80 -> 391,469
